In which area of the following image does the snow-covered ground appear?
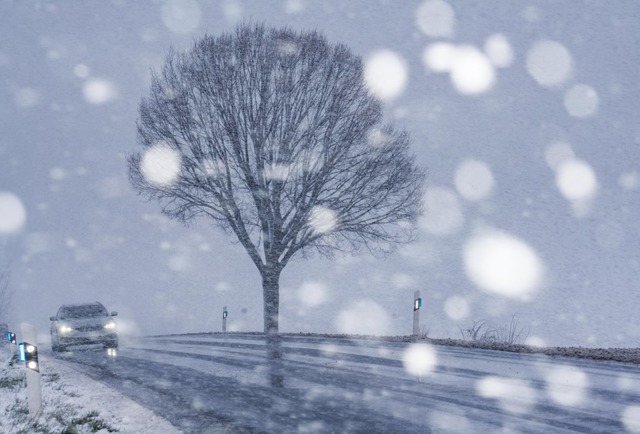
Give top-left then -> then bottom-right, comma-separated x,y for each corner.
0,344 -> 180,433
3,334 -> 639,433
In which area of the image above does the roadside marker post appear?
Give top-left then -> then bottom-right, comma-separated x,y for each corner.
20,323 -> 42,421
222,306 -> 228,333
18,342 -> 39,372
413,290 -> 423,336
5,331 -> 17,362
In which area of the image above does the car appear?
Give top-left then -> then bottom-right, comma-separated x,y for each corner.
50,302 -> 118,352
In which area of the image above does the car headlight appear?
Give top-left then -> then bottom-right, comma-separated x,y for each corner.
104,322 -> 116,330
58,325 -> 73,334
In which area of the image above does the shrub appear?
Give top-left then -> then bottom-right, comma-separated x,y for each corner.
459,315 -> 529,345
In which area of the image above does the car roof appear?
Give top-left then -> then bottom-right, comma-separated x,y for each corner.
60,302 -> 105,308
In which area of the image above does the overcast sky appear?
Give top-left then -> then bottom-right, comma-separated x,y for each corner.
1,0 -> 639,347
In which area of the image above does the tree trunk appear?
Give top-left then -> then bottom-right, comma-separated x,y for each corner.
262,266 -> 283,387
262,267 -> 280,335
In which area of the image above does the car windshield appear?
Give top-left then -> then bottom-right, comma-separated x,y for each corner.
59,305 -> 108,319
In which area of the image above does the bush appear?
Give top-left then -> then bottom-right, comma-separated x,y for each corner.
459,315 -> 529,345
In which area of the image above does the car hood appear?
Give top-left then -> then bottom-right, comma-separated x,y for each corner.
56,317 -> 112,327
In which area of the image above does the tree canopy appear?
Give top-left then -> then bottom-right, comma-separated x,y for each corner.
130,25 -> 424,277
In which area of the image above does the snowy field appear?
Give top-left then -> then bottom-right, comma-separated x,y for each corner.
2,334 -> 640,433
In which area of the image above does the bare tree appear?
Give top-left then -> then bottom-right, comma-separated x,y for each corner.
129,24 -> 425,384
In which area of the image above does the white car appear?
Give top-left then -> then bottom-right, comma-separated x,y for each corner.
50,302 -> 118,352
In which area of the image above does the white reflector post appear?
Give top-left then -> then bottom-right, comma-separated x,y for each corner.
222,306 -> 227,333
413,290 -> 421,336
21,323 -> 42,420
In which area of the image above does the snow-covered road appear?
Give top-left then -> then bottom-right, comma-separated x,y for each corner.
54,334 -> 640,433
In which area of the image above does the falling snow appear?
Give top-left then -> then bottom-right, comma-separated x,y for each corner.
484,34 -> 514,68
526,40 -> 573,87
308,206 -> 338,234
423,43 -> 496,95
564,83 -> 599,118
454,159 -> 495,202
0,192 -> 26,234
415,0 -> 455,38
364,50 -> 408,101
544,365 -> 589,406
443,295 -> 470,321
463,230 -> 544,300
82,78 -> 118,105
555,158 -> 598,201
402,343 -> 437,377
141,142 -> 182,187
476,376 -> 537,414
161,0 -> 201,34
2,1 -> 640,432
449,46 -> 495,95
